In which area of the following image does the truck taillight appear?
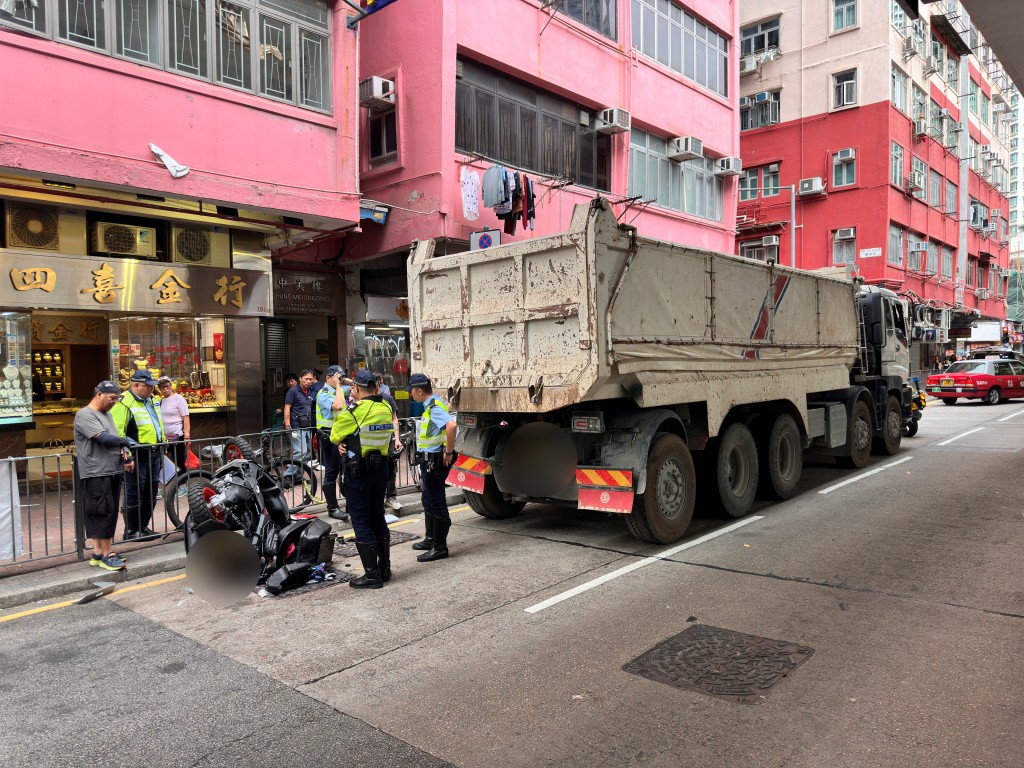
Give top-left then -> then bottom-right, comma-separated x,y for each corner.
571,414 -> 605,433
457,412 -> 478,428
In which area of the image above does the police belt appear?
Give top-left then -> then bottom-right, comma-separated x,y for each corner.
342,450 -> 385,478
419,451 -> 450,470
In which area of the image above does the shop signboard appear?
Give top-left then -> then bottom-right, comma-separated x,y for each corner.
3,255 -> 271,316
273,271 -> 343,316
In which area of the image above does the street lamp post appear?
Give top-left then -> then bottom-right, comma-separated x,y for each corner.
741,184 -> 797,267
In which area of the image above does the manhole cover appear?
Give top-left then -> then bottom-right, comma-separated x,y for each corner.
623,624 -> 813,703
334,529 -> 420,559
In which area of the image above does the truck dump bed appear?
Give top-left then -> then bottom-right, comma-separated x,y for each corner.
409,199 -> 859,434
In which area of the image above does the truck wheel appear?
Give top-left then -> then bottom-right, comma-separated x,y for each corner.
711,424 -> 759,519
758,414 -> 802,500
626,433 -> 695,544
985,387 -> 1002,405
465,475 -> 525,520
872,396 -> 902,455
837,400 -> 872,469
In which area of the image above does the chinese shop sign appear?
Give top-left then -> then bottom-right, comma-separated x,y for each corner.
4,256 -> 271,315
272,270 -> 343,316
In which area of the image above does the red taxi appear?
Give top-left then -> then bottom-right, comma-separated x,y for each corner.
926,358 -> 1024,405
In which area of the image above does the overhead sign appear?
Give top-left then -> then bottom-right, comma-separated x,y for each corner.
470,230 -> 501,250
273,270 -> 344,316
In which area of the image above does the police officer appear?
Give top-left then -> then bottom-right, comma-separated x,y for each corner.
111,369 -> 165,541
330,369 -> 396,589
316,365 -> 349,521
408,372 -> 457,562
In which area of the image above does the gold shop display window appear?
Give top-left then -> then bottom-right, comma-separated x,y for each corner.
0,312 -> 34,426
110,317 -> 235,411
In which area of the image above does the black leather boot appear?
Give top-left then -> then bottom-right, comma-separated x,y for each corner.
350,541 -> 383,589
416,517 -> 450,562
412,514 -> 434,551
376,538 -> 392,583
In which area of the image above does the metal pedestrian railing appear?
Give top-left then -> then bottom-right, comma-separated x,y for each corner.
0,424 -> 424,571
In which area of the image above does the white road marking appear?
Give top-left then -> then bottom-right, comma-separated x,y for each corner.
997,409 -> 1024,423
817,456 -> 915,495
937,427 -> 985,446
523,516 -> 764,614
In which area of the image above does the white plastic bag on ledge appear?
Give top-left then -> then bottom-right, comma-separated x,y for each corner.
0,460 -> 24,560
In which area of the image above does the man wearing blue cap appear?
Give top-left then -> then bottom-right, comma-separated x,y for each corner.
408,372 -> 457,562
330,368 -> 397,589
111,369 -> 165,541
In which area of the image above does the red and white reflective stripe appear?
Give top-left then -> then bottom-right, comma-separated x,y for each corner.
575,466 -> 635,514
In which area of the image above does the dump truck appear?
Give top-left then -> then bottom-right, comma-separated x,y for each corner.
408,199 -> 914,544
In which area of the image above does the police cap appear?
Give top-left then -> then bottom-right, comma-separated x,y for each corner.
353,370 -> 377,387
408,372 -> 431,388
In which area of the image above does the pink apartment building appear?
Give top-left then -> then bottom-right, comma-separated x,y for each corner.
0,0 -> 361,445
736,0 -> 1012,373
342,0 -> 740,396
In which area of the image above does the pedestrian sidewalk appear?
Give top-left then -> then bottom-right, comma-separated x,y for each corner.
0,487 -> 464,612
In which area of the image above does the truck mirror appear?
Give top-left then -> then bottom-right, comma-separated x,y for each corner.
871,324 -> 883,346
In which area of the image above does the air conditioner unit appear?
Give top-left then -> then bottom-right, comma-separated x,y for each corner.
836,147 -> 856,161
92,223 -> 157,258
716,156 -> 742,176
762,235 -> 780,247
908,241 -> 928,252
455,61 -> 464,80
939,108 -> 952,121
740,56 -> 760,76
798,176 -> 825,195
984,224 -> 998,234
992,208 -> 1002,218
170,226 -> 230,267
668,136 -> 703,161
923,56 -> 938,75
906,171 -> 925,191
595,107 -> 630,134
754,91 -> 772,103
835,227 -> 856,241
913,119 -> 928,137
5,202 -> 86,253
578,109 -> 591,127
739,96 -> 754,109
979,144 -> 991,155
974,288 -> 990,299
767,163 -> 780,173
948,123 -> 962,133
359,76 -> 396,110
902,37 -> 917,58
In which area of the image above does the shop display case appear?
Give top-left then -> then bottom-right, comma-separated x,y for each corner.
33,348 -> 66,395
0,312 -> 34,427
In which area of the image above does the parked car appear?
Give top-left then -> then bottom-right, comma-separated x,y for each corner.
968,346 -> 1024,364
925,359 -> 1024,405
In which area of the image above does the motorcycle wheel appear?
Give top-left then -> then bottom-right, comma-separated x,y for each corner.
902,419 -> 919,438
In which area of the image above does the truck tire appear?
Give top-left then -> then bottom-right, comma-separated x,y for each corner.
872,396 -> 902,456
465,475 -> 525,520
836,400 -> 872,469
710,423 -> 759,519
757,414 -> 802,501
625,433 -> 695,544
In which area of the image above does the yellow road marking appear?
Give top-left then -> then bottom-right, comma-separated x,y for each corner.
0,599 -> 78,624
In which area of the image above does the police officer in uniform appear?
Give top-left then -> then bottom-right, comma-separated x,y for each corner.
408,372 -> 457,562
330,369 -> 396,589
316,365 -> 349,521
111,369 -> 165,541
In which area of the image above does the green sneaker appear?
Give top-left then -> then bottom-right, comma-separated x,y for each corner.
90,552 -> 128,566
96,553 -> 126,571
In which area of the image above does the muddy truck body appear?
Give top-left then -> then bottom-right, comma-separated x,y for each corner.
408,199 -> 914,543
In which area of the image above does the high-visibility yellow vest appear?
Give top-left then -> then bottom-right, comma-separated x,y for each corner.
111,392 -> 165,444
418,396 -> 451,452
330,397 -> 394,457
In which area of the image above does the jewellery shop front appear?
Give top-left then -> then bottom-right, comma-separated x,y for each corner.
0,255 -> 271,456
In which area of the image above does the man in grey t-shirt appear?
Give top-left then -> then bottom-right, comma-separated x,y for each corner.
74,381 -> 136,571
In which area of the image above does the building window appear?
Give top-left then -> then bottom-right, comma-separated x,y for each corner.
891,65 -> 907,114
740,92 -> 780,130
3,0 -> 331,112
926,241 -> 938,274
890,0 -> 905,28
888,224 -> 904,266
457,59 -> 611,191
908,232 -> 923,271
833,0 -> 856,32
631,0 -> 729,97
833,70 -> 857,109
929,169 -> 942,207
629,130 -> 682,211
946,179 -> 957,215
832,151 -> 855,187
739,168 -> 759,201
946,55 -> 959,91
890,141 -> 904,186
940,244 -> 954,278
740,241 -> 777,262
762,165 -> 780,196
683,156 -> 724,222
368,110 -> 398,167
930,33 -> 946,77
561,0 -> 616,39
969,79 -> 979,114
966,258 -> 976,286
911,156 -> 927,200
833,230 -> 856,265
741,17 -> 779,55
